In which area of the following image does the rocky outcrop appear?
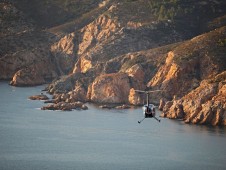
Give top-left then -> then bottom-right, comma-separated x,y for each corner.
51,33 -> 77,74
0,32 -> 58,86
128,88 -> 142,105
155,27 -> 226,126
29,94 -> 49,100
10,68 -> 45,86
72,14 -> 122,74
99,104 -> 131,109
87,72 -> 131,104
148,26 -> 226,100
47,73 -> 92,98
161,71 -> 226,126
4,47 -> 58,86
41,101 -> 88,111
126,63 -> 145,83
33,90 -> 89,111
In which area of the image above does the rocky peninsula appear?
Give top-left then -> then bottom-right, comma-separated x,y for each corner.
1,0 -> 226,125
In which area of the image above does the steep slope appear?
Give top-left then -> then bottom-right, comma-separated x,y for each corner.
12,0 -> 103,28
161,71 -> 226,126
0,1 -> 59,85
47,26 -> 226,126
155,26 -> 226,125
2,0 -> 226,86
0,1 -> 34,37
149,26 -> 226,98
51,0 -> 226,79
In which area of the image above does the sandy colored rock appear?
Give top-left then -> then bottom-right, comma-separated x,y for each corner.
128,88 -> 143,105
10,68 -> 45,86
162,71 -> 226,126
88,72 -> 131,104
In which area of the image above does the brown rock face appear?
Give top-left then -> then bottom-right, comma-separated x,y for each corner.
29,94 -> 49,100
6,49 -> 58,86
88,72 -> 131,104
0,2 -> 58,85
128,88 -> 142,105
67,86 -> 87,102
159,98 -> 166,111
10,68 -> 45,86
126,64 -> 145,82
148,26 -> 226,100
78,15 -> 120,57
155,26 -> 226,125
148,50 -> 200,99
51,33 -> 77,74
72,14 -> 121,74
0,37 -> 58,85
162,71 -> 226,126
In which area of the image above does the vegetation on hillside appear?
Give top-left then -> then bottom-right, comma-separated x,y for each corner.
121,0 -> 226,21
2,0 -> 224,41
12,0 -> 103,27
146,0 -> 226,21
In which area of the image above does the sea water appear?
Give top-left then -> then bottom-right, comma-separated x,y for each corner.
0,81 -> 226,170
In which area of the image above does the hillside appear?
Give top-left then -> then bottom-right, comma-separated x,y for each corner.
0,0 -> 226,125
12,0 -> 103,28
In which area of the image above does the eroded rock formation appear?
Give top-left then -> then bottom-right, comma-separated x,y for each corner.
161,72 -> 226,125
87,72 -> 131,104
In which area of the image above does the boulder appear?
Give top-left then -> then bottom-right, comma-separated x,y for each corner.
99,105 -> 115,109
126,64 -> 145,82
10,68 -> 45,86
29,94 -> 49,100
115,104 -> 131,109
159,98 -> 166,111
88,72 -> 131,104
128,88 -> 143,105
41,101 -> 88,111
68,86 -> 87,102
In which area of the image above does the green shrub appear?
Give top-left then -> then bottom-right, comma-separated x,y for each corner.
217,38 -> 226,47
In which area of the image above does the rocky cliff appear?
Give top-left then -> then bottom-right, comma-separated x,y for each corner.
156,27 -> 226,126
1,0 -> 226,125
46,25 -> 226,125
161,71 -> 226,126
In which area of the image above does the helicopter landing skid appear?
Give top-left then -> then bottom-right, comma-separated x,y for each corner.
138,116 -> 160,124
153,116 -> 161,122
138,117 -> 145,124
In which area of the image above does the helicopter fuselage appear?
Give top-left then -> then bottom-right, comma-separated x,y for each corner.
143,104 -> 156,118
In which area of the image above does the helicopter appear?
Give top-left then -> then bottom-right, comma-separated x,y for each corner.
135,90 -> 161,124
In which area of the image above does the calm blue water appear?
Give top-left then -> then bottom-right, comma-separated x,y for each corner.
0,81 -> 226,170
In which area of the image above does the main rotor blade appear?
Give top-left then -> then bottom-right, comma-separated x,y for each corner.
134,90 -> 163,94
134,90 -> 147,93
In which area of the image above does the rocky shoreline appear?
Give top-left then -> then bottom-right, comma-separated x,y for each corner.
29,92 -> 132,111
1,0 -> 226,126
